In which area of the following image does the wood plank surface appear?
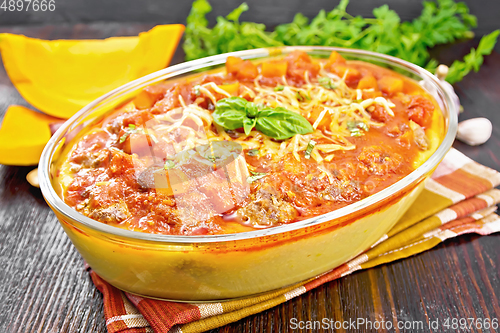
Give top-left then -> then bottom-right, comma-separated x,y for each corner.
0,23 -> 499,333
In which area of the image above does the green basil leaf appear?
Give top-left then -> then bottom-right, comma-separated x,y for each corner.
215,96 -> 249,113
243,117 -> 257,135
213,96 -> 253,130
245,102 -> 260,118
212,108 -> 247,130
256,107 -> 313,140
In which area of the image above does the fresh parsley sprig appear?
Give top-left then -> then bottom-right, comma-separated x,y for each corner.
183,0 -> 498,84
446,30 -> 500,83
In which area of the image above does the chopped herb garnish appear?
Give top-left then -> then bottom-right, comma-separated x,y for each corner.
349,128 -> 362,137
274,85 -> 284,91
347,120 -> 369,137
119,123 -> 146,143
119,133 -> 129,143
318,77 -> 337,90
247,170 -> 267,183
247,149 -> 259,156
296,90 -> 311,102
304,140 -> 316,159
206,155 -> 217,163
193,85 -> 201,96
164,160 -> 175,170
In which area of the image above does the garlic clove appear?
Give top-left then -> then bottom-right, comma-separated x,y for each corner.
27,168 -> 39,188
456,117 -> 492,146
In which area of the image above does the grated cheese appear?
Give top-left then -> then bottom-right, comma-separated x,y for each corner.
145,64 -> 397,166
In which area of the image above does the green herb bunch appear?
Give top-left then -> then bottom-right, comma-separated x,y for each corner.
183,0 -> 499,84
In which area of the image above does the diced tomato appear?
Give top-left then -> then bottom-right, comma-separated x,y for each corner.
123,132 -> 154,156
406,95 -> 435,127
226,56 -> 244,73
150,83 -> 194,114
123,109 -> 154,127
225,56 -> 258,80
285,51 -> 320,82
368,104 -> 389,123
332,65 -> 361,87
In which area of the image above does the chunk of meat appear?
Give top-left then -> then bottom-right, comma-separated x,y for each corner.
88,202 -> 129,223
409,120 -> 429,150
236,185 -> 297,227
69,131 -> 111,169
358,146 -> 403,175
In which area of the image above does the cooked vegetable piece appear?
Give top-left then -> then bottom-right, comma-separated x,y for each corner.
357,75 -> 378,90
0,105 -> 60,166
262,60 -> 288,77
219,83 -> 240,95
378,76 -> 404,95
0,25 -> 185,118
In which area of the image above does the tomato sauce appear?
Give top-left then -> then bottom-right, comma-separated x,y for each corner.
58,51 -> 440,235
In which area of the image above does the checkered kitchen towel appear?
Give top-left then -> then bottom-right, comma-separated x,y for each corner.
89,148 -> 500,333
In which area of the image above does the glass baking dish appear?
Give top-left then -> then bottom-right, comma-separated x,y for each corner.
39,46 -> 458,301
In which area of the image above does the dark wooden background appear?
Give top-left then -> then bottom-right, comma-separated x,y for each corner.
1,5 -> 500,333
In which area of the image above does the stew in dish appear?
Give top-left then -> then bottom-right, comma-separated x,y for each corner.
56,51 -> 442,235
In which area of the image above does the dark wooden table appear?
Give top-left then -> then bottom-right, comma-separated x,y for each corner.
0,24 -> 499,333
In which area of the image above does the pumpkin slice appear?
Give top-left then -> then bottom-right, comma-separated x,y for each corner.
0,105 -> 61,165
0,24 -> 184,119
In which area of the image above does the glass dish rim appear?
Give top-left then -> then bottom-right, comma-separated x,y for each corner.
39,46 -> 458,244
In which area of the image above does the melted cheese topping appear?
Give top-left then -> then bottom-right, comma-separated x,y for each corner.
146,64 -> 397,172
